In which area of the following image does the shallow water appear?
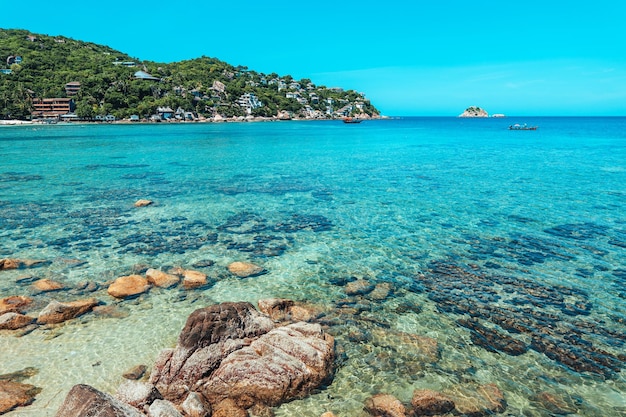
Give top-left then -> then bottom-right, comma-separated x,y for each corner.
1,118 -> 625,416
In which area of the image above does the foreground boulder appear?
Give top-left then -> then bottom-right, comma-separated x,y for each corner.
37,298 -> 98,325
150,301 -> 335,410
55,384 -> 143,417
201,322 -> 335,408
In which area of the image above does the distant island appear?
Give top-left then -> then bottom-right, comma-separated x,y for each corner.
458,106 -> 489,118
458,106 -> 506,118
0,29 -> 380,122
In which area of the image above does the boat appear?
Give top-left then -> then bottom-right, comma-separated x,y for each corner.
509,123 -> 537,130
343,117 -> 362,124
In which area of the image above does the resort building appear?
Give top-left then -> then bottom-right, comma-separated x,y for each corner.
32,98 -> 75,118
65,81 -> 81,96
237,93 -> 263,115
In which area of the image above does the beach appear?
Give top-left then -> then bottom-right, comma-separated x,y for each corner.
1,117 -> 625,416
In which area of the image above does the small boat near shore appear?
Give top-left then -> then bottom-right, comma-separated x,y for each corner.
343,117 -> 362,124
509,123 -> 537,130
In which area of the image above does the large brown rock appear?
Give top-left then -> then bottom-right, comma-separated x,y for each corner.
108,275 -> 150,299
200,322 -> 335,408
411,389 -> 454,416
0,312 -> 35,330
55,384 -> 143,417
146,268 -> 180,288
0,380 -> 41,414
37,298 -> 98,325
364,394 -> 407,417
150,302 -> 275,401
150,302 -> 335,411
0,295 -> 33,314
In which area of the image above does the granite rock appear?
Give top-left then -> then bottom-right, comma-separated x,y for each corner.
108,275 -> 151,299
37,298 -> 98,325
364,393 -> 407,417
55,384 -> 143,417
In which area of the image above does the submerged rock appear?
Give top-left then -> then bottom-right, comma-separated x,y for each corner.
0,258 -> 49,271
0,295 -> 33,314
448,383 -> 506,416
411,389 -> 455,416
37,298 -> 98,325
227,261 -> 266,278
108,275 -> 151,299
55,384 -> 143,417
134,199 -> 153,207
364,394 -> 407,417
32,278 -> 65,293
0,380 -> 41,414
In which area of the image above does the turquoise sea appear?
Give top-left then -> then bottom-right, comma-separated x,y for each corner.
1,117 -> 625,416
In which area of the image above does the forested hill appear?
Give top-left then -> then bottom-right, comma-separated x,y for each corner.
0,29 -> 379,120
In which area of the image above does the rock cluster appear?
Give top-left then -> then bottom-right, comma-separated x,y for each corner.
55,301 -> 336,417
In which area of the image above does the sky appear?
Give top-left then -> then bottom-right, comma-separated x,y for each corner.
1,0 -> 625,116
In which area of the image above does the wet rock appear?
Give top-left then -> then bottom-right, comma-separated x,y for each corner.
0,380 -> 41,414
258,298 -> 294,321
411,389 -> 454,416
55,384 -> 143,417
201,322 -> 335,408
458,318 -> 528,356
32,278 -> 65,293
150,302 -> 275,402
320,413 -> 338,417
122,365 -> 148,380
345,279 -> 375,296
0,312 -> 35,330
534,391 -> 578,415
37,298 -> 98,325
182,269 -> 207,289
134,199 -> 153,207
146,268 -> 180,288
368,282 -> 393,300
227,261 -> 266,278
371,329 -> 440,363
0,258 -> 49,271
108,275 -> 151,299
363,393 -> 407,417
0,367 -> 38,382
181,392 -> 211,417
212,398 -> 247,417
116,380 -> 163,410
448,383 -> 506,416
93,304 -> 130,319
0,295 -> 33,314
149,399 -> 183,417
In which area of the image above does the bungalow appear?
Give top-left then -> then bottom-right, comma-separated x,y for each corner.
157,106 -> 174,120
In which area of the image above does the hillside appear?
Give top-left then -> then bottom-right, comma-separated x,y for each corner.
0,29 -> 379,121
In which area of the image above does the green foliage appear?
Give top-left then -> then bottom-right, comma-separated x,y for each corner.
0,29 -> 379,120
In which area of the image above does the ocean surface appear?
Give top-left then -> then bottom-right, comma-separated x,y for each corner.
0,117 -> 625,416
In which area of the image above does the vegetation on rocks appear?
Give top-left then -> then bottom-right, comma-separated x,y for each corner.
0,29 -> 379,120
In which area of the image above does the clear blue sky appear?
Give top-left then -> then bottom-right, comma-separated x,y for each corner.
2,0 -> 625,116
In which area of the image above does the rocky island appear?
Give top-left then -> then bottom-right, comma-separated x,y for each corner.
458,106 -> 489,118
